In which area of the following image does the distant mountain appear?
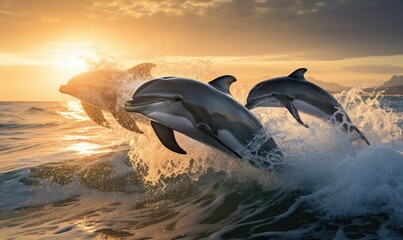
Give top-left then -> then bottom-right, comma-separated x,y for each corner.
381,75 -> 403,88
363,85 -> 403,95
306,77 -> 350,93
363,75 -> 403,95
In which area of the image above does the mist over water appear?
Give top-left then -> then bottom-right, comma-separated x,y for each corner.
0,61 -> 402,239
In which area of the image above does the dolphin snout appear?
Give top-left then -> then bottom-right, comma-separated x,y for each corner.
59,85 -> 69,94
245,100 -> 256,109
124,100 -> 136,106
124,100 -> 138,112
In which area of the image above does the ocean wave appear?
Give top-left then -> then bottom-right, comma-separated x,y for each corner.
0,87 -> 402,239
0,122 -> 59,130
27,106 -> 47,112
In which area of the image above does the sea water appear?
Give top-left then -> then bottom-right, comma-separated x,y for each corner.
0,85 -> 402,239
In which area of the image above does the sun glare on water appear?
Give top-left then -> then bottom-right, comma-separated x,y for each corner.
58,101 -> 88,121
67,142 -> 102,155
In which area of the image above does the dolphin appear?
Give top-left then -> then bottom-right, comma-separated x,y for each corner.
124,76 -> 281,162
59,63 -> 156,133
245,68 -> 370,145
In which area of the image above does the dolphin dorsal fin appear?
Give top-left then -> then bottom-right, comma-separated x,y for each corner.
126,63 -> 156,79
209,75 -> 237,95
288,68 -> 307,80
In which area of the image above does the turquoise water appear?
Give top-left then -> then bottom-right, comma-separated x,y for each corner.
0,93 -> 402,239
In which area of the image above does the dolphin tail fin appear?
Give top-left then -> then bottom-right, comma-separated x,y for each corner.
81,102 -> 111,129
111,108 -> 143,134
332,112 -> 370,145
126,63 -> 156,79
151,121 -> 187,154
258,137 -> 283,158
350,125 -> 370,145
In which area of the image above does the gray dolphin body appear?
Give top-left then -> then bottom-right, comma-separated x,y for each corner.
246,68 -> 370,145
124,76 -> 281,162
59,63 -> 156,133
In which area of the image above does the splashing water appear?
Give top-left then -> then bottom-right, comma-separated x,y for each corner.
152,57 -> 218,81
0,60 -> 402,239
127,81 -> 402,190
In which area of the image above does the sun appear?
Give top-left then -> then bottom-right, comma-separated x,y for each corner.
70,52 -> 90,70
53,43 -> 102,77
63,54 -> 88,74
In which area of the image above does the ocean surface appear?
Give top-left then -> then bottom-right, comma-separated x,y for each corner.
0,92 -> 402,239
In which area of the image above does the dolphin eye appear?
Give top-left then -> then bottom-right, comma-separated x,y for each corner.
174,96 -> 182,101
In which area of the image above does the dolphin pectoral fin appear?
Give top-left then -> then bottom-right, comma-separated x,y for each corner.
196,123 -> 242,159
274,95 -> 309,128
208,75 -> 237,95
283,100 -> 309,128
111,109 -> 143,133
151,121 -> 187,154
81,102 -> 111,128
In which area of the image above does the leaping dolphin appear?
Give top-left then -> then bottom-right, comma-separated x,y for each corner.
59,63 -> 156,133
124,76 -> 281,163
245,68 -> 370,145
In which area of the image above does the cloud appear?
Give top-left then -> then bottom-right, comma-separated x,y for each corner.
0,9 -> 15,15
0,0 -> 402,60
340,64 -> 403,74
91,0 -> 231,18
90,0 -> 403,59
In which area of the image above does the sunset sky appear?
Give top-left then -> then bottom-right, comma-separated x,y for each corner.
0,0 -> 402,101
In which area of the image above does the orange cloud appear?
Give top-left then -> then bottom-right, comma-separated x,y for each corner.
92,0 -> 232,18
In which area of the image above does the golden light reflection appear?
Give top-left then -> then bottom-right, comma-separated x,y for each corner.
75,219 -> 97,234
66,142 -> 102,155
58,101 -> 89,121
64,135 -> 91,141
